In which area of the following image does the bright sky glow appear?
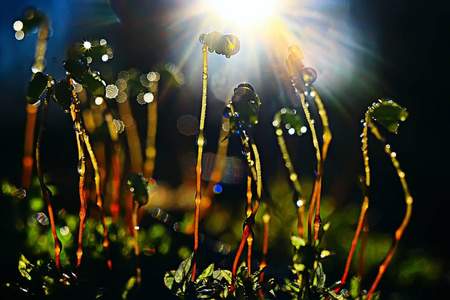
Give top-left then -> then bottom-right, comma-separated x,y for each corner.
208,0 -> 276,27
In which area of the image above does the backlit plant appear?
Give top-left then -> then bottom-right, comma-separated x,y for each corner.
4,8 -> 415,300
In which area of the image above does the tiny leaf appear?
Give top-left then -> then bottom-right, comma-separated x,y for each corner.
231,83 -> 261,127
63,56 -> 88,81
350,276 -> 361,298
53,79 -> 73,110
80,71 -> 106,97
196,263 -> 214,283
174,252 -> 193,284
26,72 -> 49,105
291,235 -> 306,250
164,270 -> 176,290
127,173 -> 149,208
368,99 -> 409,133
18,254 -> 34,281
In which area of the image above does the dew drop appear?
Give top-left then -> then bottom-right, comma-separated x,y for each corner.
302,67 -> 317,85
36,212 -> 49,225
300,126 -> 307,134
151,207 -> 170,223
13,188 -> 27,199
199,33 -> 207,44
77,160 -> 83,175
213,184 -> 223,194
60,226 -> 70,236
143,244 -> 156,256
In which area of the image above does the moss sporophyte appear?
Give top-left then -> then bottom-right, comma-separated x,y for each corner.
8,9 -> 412,300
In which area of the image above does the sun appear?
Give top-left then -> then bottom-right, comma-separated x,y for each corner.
207,0 -> 276,27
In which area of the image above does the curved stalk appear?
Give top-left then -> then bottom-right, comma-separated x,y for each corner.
35,91 -> 61,274
83,133 -> 112,270
366,119 -> 413,299
230,125 -> 262,289
69,94 -> 87,270
22,17 -> 50,188
309,88 -> 332,244
297,91 -> 321,244
335,114 -> 370,292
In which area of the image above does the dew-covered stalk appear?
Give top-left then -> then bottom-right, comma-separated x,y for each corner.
21,12 -> 50,189
83,133 -> 112,270
336,114 -> 370,292
297,91 -> 322,244
191,44 -> 208,282
229,104 -> 262,204
230,128 -> 262,288
35,90 -> 61,274
309,88 -> 332,244
246,175 -> 253,278
287,45 -> 332,244
365,118 -> 413,299
273,109 -> 306,237
69,79 -> 88,269
144,78 -> 158,179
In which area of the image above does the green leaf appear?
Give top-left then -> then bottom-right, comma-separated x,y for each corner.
196,263 -> 214,283
219,270 -> 232,284
121,276 -> 137,299
174,252 -> 193,284
368,99 -> 409,133
291,235 -> 306,250
63,57 -> 88,81
350,276 -> 361,298
314,262 -> 326,289
164,270 -> 176,290
18,254 -> 34,281
231,83 -> 261,127
53,79 -> 73,110
26,72 -> 49,105
80,71 -> 105,97
127,173 -> 149,208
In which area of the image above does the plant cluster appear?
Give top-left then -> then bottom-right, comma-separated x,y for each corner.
3,8 -> 412,300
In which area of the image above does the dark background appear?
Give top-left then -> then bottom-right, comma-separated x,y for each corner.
0,0 -> 449,299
